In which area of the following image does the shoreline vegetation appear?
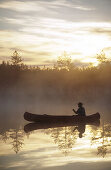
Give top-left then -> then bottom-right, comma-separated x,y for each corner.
0,50 -> 111,118
0,51 -> 111,87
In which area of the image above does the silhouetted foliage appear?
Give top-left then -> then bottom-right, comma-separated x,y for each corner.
96,50 -> 111,68
11,50 -> 22,66
0,50 -> 111,106
56,52 -> 75,71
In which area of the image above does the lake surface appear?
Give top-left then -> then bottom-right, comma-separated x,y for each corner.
0,103 -> 111,170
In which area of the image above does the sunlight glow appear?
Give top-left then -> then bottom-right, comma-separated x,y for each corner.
0,20 -> 111,66
0,0 -> 111,66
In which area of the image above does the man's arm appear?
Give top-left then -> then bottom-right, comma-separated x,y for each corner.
72,109 -> 78,114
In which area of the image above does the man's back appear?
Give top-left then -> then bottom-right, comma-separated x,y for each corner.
77,107 -> 86,116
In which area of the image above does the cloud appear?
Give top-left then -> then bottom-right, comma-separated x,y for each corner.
103,47 -> 111,51
74,6 -> 95,11
3,17 -> 26,25
90,27 -> 111,34
0,0 -> 95,13
47,0 -> 96,11
0,0 -> 111,67
71,52 -> 82,56
0,30 -> 56,65
102,47 -> 111,58
0,19 -> 111,65
0,1 -> 44,12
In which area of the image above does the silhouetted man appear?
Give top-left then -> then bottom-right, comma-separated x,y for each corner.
73,102 -> 86,116
72,102 -> 86,138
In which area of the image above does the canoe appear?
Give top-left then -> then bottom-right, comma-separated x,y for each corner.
24,120 -> 100,133
24,112 -> 100,124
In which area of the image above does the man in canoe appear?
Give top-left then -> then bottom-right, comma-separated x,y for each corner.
73,102 -> 86,116
72,102 -> 86,138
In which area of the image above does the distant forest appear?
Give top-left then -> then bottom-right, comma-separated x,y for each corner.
0,50 -> 111,105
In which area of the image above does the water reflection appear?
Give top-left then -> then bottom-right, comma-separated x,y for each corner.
24,119 -> 100,133
25,121 -> 99,155
91,122 -> 111,158
73,122 -> 86,138
45,126 -> 78,155
0,121 -> 111,158
24,121 -> 111,157
0,129 -> 25,153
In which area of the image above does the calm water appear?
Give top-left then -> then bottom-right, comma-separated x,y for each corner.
0,103 -> 111,170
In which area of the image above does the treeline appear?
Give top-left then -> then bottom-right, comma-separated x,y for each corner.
0,51 -> 111,103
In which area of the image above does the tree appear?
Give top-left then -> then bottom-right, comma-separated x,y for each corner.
11,50 -> 23,66
57,51 -> 74,71
96,50 -> 110,65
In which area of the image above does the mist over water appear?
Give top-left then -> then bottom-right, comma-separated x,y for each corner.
0,84 -> 111,133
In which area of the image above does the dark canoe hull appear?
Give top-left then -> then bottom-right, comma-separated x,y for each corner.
24,120 -> 100,133
24,112 -> 100,124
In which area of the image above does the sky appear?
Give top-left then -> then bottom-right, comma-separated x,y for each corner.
0,0 -> 111,66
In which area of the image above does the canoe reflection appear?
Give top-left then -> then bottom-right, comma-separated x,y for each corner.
24,120 -> 100,134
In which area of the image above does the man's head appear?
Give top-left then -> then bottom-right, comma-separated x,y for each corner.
78,102 -> 83,107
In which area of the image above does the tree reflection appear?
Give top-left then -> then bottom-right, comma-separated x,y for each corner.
1,121 -> 111,157
45,126 -> 78,155
91,122 -> 111,157
24,121 -> 100,156
45,122 -> 111,156
97,145 -> 107,158
10,129 -> 24,154
0,131 -> 10,143
0,129 -> 25,154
